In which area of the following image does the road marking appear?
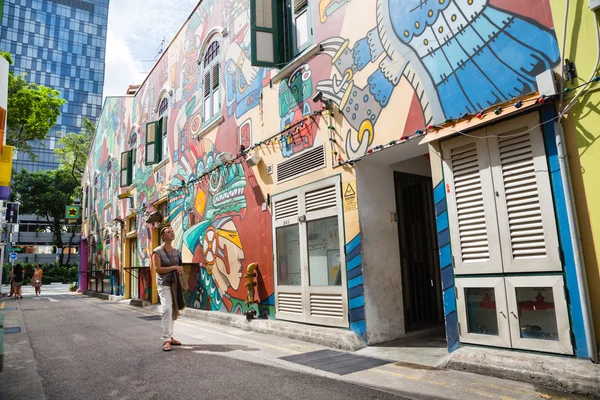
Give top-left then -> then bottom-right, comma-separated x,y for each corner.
372,367 -> 517,400
47,297 -> 59,302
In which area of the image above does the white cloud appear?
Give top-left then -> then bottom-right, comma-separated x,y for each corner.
102,31 -> 146,98
102,0 -> 198,99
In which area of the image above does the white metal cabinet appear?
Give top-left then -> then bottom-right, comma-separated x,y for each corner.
505,276 -> 573,355
456,276 -> 573,355
455,277 -> 511,348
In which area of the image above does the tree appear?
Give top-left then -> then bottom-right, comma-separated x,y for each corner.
11,169 -> 80,266
55,117 -> 95,186
3,51 -> 65,160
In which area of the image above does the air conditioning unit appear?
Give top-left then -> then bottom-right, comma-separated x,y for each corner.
246,152 -> 261,167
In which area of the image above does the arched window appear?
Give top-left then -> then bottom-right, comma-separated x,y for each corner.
202,38 -> 221,123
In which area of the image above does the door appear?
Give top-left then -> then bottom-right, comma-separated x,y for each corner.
395,172 -> 442,330
505,275 -> 573,355
273,176 -> 349,328
441,133 -> 503,275
129,238 -> 139,299
487,114 -> 561,273
455,277 -> 512,348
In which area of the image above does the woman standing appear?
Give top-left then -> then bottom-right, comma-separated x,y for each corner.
11,264 -> 24,299
32,264 -> 43,297
151,226 -> 184,352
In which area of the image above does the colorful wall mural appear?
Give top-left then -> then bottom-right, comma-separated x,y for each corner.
83,0 -> 570,344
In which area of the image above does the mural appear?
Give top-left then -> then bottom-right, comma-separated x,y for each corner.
317,0 -> 560,157
83,0 -> 563,342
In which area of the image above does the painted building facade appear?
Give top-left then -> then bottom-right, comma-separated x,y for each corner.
82,0 -> 599,361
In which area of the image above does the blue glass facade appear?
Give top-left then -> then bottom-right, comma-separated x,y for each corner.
0,0 -> 109,172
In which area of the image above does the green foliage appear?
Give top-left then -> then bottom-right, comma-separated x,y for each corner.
11,169 -> 81,265
5,52 -> 65,160
1,263 -> 78,285
55,117 -> 95,186
0,51 -> 12,64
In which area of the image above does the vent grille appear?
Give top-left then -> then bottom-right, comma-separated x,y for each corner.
309,294 -> 343,318
294,0 -> 308,12
498,132 -> 546,260
274,196 -> 299,222
278,292 -> 303,315
450,142 -> 489,263
305,185 -> 337,213
277,145 -> 326,183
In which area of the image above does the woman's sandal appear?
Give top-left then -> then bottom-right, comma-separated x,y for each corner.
170,338 -> 182,346
163,341 -> 172,351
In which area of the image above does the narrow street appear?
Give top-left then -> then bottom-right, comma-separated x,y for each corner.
0,285 -> 584,400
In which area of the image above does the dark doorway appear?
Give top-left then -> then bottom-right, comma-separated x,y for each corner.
394,172 -> 443,331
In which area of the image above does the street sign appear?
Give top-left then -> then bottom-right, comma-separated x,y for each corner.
6,202 -> 19,224
9,252 -> 17,260
65,205 -> 81,224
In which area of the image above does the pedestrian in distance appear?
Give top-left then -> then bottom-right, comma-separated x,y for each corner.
32,264 -> 43,297
152,226 -> 184,352
11,263 -> 24,299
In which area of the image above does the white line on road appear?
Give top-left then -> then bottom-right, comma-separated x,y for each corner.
47,297 -> 59,302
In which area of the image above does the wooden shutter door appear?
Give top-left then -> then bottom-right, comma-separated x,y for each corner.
145,121 -> 158,165
441,133 -> 503,275
487,114 -> 561,273
250,0 -> 281,67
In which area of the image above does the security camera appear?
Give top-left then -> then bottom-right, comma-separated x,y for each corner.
312,91 -> 323,103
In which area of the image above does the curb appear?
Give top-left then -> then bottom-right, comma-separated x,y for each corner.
81,291 -> 124,302
440,347 -> 600,398
182,308 -> 365,352
130,299 -> 152,307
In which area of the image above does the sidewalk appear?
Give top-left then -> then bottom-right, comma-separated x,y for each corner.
103,299 -> 592,399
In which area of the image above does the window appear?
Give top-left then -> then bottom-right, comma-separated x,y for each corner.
119,150 -> 132,187
145,116 -> 168,165
250,0 -> 314,67
202,39 -> 221,124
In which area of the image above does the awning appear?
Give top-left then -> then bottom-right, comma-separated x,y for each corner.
419,93 -> 544,145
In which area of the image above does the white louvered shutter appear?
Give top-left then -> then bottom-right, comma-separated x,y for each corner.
487,114 -> 561,273
442,133 -> 503,275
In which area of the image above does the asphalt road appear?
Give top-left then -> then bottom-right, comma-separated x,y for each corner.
7,289 -> 405,400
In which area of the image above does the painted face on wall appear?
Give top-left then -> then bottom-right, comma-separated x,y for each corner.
204,217 -> 244,291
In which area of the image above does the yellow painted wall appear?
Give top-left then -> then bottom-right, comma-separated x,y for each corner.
550,0 -> 600,343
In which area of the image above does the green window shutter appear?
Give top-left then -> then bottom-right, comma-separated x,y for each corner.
145,121 -> 159,165
156,116 -> 166,162
250,0 -> 282,67
127,149 -> 133,185
120,151 -> 131,187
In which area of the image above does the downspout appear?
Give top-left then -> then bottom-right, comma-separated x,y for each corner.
554,7 -> 600,364
554,120 -> 598,363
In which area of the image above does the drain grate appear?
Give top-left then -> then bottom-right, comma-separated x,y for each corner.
280,349 -> 391,375
138,315 -> 162,321
4,326 -> 21,334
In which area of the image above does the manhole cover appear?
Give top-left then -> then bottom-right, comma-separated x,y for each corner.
280,349 -> 391,375
4,326 -> 21,334
138,315 -> 161,321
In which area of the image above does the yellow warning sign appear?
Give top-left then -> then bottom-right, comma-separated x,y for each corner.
343,180 -> 358,212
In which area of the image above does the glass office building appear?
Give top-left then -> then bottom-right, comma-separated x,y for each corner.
0,0 -> 110,172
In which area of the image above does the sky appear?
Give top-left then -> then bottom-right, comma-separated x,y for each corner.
102,0 -> 198,98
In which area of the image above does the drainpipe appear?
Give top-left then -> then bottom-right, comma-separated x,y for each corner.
554,120 -> 598,363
